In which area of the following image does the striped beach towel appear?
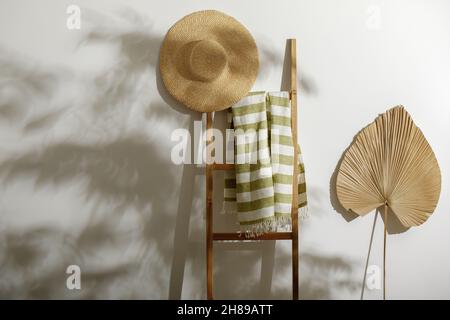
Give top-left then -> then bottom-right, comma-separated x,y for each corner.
223,91 -> 308,235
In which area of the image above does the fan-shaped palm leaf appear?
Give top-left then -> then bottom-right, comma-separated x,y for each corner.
336,106 -> 441,227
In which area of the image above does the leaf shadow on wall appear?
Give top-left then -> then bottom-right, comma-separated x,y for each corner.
0,8 -> 185,298
0,136 -> 180,298
0,8 -> 357,299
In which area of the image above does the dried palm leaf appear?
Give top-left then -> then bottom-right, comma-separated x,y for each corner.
336,106 -> 441,227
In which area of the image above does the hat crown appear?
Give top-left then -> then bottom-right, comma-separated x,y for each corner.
188,39 -> 227,82
160,10 -> 259,112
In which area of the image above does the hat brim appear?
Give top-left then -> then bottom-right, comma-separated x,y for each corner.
160,10 -> 259,113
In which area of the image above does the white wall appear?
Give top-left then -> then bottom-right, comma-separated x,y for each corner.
0,0 -> 449,299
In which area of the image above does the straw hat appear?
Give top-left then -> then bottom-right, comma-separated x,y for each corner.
159,10 -> 259,112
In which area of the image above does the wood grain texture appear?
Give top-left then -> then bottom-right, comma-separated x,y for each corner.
213,232 -> 293,241
212,163 -> 234,170
206,112 -> 214,300
290,39 -> 299,301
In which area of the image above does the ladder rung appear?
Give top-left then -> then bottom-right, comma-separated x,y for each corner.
212,164 -> 234,170
213,232 -> 293,241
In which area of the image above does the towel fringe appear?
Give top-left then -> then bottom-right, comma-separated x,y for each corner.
221,203 -> 309,237
238,214 -> 292,238
299,206 -> 309,220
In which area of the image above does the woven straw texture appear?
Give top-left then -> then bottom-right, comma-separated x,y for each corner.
336,106 -> 441,227
159,10 -> 259,112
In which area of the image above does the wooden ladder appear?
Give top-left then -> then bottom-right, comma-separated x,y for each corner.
205,39 -> 300,300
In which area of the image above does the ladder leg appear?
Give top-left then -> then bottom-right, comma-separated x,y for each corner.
292,221 -> 299,300
289,38 -> 299,300
206,112 -> 214,300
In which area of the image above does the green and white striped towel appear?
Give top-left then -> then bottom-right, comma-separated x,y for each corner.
223,91 -> 308,235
